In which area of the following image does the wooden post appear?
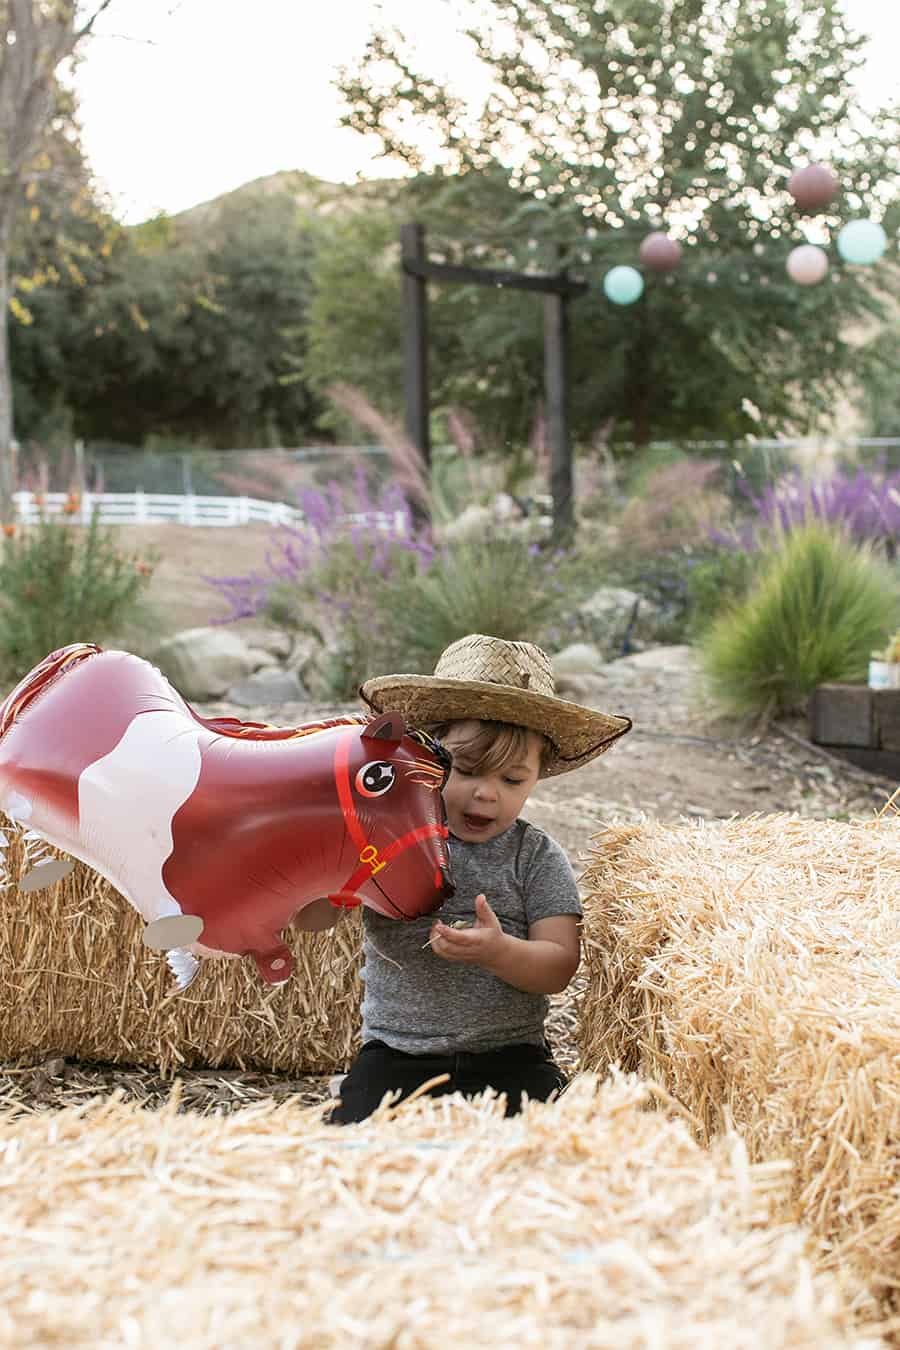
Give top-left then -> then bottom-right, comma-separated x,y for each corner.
400,223 -> 431,508
544,285 -> 574,542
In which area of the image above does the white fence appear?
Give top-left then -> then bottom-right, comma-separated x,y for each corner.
12,491 -> 407,532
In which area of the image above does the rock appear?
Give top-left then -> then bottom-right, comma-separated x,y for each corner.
493,492 -> 522,521
244,646 -> 280,671
554,673 -> 614,707
604,645 -> 699,676
233,625 -> 293,660
151,627 -> 258,700
225,668 -> 308,708
303,647 -> 353,702
578,586 -> 646,621
286,634 -> 321,678
441,503 -> 494,543
551,643 -> 605,676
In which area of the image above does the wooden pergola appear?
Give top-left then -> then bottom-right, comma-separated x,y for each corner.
401,223 -> 588,539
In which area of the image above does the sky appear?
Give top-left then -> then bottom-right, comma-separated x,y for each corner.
72,0 -> 900,226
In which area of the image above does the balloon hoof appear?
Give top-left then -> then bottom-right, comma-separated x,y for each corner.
254,946 -> 293,984
143,914 -> 205,950
18,858 -> 74,893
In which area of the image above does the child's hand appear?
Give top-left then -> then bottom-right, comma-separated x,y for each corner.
428,894 -> 506,969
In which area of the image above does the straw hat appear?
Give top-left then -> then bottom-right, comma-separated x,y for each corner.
359,633 -> 632,778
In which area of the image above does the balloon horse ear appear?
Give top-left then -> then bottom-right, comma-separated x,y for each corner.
361,712 -> 405,747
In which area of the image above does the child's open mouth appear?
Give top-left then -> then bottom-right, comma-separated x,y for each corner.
463,813 -> 494,832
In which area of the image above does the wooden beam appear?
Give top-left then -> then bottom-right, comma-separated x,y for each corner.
403,255 -> 588,298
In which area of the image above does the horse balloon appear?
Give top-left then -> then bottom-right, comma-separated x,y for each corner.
0,644 -> 454,990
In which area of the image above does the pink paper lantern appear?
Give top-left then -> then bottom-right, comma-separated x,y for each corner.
638,232 -> 683,273
786,244 -> 829,286
787,164 -> 838,212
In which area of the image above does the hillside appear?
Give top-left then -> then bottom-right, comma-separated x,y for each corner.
163,168 -> 406,234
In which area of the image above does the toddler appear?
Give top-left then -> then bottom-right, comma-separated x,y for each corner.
308,633 -> 631,1122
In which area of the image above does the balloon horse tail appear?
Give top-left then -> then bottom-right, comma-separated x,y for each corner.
0,646 -> 93,897
0,643 -> 201,991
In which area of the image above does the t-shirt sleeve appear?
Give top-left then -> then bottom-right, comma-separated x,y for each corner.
522,827 -> 583,923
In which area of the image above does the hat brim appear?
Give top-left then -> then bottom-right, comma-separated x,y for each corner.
359,674 -> 632,778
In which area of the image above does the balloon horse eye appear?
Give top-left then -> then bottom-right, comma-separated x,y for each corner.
355,760 -> 396,798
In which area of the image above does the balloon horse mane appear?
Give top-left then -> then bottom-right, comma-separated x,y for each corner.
0,644 -> 454,990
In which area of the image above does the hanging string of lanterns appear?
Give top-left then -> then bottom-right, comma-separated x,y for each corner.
601,164 -> 890,303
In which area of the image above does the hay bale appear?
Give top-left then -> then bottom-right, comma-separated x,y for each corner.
577,814 -> 900,1325
0,824 -> 363,1075
0,1073 -> 883,1347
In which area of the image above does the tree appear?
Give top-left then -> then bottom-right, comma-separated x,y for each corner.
337,0 -> 900,449
7,80 -> 118,459
11,188 -> 327,450
858,319 -> 900,441
64,192 -> 325,447
0,0 -> 113,522
305,171 -> 550,450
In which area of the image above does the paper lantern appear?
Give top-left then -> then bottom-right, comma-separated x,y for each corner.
836,219 -> 887,266
638,232 -> 682,274
786,244 -> 829,286
603,266 -> 644,305
788,164 -> 838,212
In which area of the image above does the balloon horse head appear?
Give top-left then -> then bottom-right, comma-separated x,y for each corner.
0,644 -> 454,990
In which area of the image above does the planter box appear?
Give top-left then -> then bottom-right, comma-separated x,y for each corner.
808,683 -> 900,778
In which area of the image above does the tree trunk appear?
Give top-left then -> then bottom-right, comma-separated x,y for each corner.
0,213 -> 14,525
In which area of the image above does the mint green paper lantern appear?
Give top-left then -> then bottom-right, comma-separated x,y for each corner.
837,219 -> 887,265
603,265 -> 644,305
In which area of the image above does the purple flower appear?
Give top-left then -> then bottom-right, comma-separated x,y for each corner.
716,468 -> 900,551
204,467 -> 431,623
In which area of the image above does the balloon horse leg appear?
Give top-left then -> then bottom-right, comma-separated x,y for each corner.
252,941 -> 294,985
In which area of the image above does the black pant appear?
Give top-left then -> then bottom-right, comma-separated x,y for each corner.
330,1038 -> 566,1124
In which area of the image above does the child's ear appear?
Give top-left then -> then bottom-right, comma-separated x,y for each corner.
362,712 -> 405,747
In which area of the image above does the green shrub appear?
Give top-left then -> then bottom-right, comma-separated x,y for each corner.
264,531 -> 424,700
0,514 -> 156,683
369,535 -> 570,680
700,523 -> 899,718
685,548 -> 759,637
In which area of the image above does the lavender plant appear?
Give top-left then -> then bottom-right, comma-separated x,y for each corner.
206,464 -> 435,694
715,468 -> 900,555
205,384 -> 585,695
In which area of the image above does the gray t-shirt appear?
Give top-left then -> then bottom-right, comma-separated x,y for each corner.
361,819 -> 581,1055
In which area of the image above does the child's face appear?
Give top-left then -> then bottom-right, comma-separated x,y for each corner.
440,720 -> 543,843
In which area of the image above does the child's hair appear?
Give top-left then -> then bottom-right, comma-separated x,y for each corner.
428,719 -> 552,775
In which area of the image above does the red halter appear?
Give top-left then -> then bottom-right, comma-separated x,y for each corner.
327,727 -> 448,911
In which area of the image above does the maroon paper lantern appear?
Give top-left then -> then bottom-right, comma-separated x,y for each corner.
639,232 -> 683,274
787,164 -> 838,212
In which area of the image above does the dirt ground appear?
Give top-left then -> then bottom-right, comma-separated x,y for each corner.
3,523 -> 895,1117
113,522 -> 281,632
